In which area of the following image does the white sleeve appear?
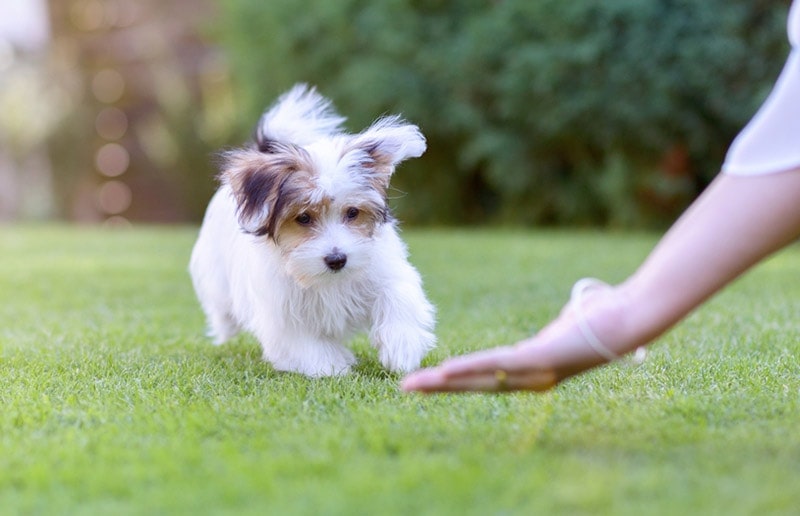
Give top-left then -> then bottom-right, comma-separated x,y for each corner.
723,0 -> 800,176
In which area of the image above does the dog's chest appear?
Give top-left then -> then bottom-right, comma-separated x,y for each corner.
287,280 -> 375,338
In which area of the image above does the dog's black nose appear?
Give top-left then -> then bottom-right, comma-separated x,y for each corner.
324,251 -> 347,271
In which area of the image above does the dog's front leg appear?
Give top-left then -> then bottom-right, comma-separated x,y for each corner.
369,278 -> 436,373
258,329 -> 356,378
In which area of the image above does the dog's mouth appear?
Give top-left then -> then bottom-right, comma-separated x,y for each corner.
286,259 -> 352,289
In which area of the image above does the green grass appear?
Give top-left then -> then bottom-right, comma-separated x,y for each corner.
1,225 -> 799,515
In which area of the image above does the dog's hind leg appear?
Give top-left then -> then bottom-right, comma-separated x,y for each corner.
206,309 -> 239,345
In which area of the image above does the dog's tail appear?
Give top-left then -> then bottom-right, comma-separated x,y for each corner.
255,84 -> 345,151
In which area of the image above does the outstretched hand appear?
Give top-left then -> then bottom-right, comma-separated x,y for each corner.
400,284 -> 622,393
400,339 -> 560,393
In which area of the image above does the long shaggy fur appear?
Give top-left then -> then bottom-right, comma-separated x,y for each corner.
190,84 -> 436,377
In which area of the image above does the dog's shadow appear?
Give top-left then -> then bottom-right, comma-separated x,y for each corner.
207,336 -> 403,382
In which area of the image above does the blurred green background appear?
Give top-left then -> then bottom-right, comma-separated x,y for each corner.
0,0 -> 792,228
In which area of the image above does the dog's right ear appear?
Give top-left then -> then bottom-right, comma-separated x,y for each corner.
219,149 -> 278,235
218,147 -> 311,237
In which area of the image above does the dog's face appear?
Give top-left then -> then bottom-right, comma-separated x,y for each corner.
221,116 -> 425,287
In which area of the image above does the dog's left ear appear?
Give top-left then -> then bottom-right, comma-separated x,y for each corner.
347,116 -> 426,182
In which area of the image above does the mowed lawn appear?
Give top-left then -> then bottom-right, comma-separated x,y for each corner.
1,225 -> 799,515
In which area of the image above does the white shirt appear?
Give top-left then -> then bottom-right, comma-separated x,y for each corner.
723,0 -> 800,175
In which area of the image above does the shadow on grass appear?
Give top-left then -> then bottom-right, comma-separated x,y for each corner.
203,335 -> 403,382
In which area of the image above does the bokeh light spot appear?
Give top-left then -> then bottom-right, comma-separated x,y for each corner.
95,142 -> 129,177
95,107 -> 128,140
69,0 -> 106,32
91,69 -> 125,103
96,180 -> 132,215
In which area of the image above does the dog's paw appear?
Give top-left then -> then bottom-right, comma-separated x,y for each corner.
374,327 -> 437,373
272,360 -> 353,378
265,340 -> 356,378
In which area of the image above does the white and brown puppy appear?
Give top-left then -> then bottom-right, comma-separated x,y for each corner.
190,84 -> 436,377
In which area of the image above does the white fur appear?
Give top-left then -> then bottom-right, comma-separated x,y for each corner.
257,84 -> 346,146
349,115 -> 427,162
190,85 -> 436,377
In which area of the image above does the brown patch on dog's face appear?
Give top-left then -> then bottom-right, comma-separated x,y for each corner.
272,198 -> 388,253
220,144 -> 317,237
270,200 -> 328,252
339,201 -> 390,237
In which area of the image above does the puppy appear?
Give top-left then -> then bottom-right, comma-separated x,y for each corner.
189,84 -> 436,377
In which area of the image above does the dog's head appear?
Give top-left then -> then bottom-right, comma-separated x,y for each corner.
219,85 -> 425,286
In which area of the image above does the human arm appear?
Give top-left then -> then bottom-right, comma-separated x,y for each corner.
402,169 -> 800,393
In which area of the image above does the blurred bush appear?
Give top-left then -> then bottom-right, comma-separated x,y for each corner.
217,0 -> 790,227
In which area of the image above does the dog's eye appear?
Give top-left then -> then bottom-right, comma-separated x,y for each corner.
345,207 -> 360,221
295,213 -> 313,226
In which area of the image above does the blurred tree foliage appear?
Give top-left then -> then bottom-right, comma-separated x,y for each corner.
217,0 -> 790,227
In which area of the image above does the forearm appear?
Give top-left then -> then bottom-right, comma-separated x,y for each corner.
615,169 -> 800,352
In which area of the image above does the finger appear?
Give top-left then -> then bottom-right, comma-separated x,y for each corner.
506,369 -> 558,392
402,365 -> 557,393
400,368 -> 447,392
402,369 -> 506,392
436,345 -> 521,377
444,369 -> 557,392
